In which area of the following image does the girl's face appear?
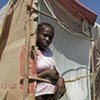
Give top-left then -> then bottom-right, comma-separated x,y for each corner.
37,26 -> 54,51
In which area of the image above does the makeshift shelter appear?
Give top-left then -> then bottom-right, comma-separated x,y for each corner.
0,0 -> 100,100
0,0 -> 38,99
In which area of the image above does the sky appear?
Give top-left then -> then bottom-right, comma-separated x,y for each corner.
80,0 -> 100,24
0,0 -> 8,9
0,0 -> 100,24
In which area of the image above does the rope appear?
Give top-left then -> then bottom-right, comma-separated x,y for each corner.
29,67 -> 99,85
23,0 -> 33,100
27,69 -> 99,85
63,65 -> 99,84
27,5 -> 91,40
91,41 -> 96,100
91,51 -> 100,86
43,0 -> 91,40
23,0 -> 39,100
65,73 -> 94,83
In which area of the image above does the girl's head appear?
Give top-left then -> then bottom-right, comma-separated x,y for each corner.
36,22 -> 54,51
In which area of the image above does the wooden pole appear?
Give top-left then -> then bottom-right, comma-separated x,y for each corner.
23,0 -> 33,100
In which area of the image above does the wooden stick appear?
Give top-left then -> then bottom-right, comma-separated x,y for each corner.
29,77 -> 51,83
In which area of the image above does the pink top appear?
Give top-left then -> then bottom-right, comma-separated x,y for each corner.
35,49 -> 56,96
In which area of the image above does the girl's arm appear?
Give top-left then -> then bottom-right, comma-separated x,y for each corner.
37,68 -> 59,80
55,76 -> 66,99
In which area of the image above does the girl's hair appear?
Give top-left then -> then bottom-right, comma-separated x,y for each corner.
37,22 -> 54,33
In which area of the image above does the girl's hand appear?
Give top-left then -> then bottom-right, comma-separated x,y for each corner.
47,69 -> 59,80
55,77 -> 66,99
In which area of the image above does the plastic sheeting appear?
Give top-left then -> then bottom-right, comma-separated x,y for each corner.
39,0 -> 100,100
38,0 -> 100,100
0,0 -> 37,99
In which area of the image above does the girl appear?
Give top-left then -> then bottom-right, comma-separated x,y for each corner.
35,22 -> 66,100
